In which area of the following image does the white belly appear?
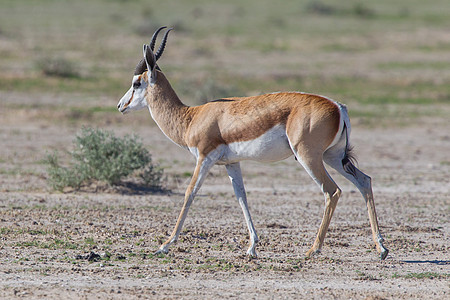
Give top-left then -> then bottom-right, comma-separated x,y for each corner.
218,124 -> 292,164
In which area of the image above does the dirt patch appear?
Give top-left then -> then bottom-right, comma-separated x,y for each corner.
0,111 -> 448,299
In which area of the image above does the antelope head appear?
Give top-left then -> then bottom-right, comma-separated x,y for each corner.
117,26 -> 172,114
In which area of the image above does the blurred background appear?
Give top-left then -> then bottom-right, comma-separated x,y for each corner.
1,0 -> 449,128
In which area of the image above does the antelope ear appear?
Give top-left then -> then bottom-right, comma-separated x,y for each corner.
143,44 -> 157,85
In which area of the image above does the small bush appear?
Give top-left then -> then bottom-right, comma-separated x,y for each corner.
305,1 -> 376,18
194,78 -> 241,104
352,3 -> 376,18
305,1 -> 338,15
46,127 -> 164,192
36,56 -> 80,78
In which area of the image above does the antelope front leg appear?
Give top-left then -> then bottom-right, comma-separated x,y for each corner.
225,163 -> 259,257
155,156 -> 214,255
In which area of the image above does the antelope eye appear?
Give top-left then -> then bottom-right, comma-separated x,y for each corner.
133,81 -> 141,88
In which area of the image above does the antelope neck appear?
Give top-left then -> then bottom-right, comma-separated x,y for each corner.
146,72 -> 190,148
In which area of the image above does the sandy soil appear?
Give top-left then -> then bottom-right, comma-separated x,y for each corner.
0,103 -> 448,299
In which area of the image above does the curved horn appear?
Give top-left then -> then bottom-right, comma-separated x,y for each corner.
155,28 -> 173,61
149,26 -> 167,51
134,58 -> 147,75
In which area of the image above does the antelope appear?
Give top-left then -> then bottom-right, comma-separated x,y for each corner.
117,27 -> 389,260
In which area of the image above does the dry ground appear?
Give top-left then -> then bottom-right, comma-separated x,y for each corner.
0,102 -> 448,299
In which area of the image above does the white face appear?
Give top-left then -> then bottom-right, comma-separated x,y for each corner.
117,74 -> 149,114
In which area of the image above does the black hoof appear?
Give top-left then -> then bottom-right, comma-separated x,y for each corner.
380,248 -> 389,260
154,249 -> 168,256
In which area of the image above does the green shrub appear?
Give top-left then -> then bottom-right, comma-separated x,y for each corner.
194,78 -> 241,104
305,1 -> 338,15
46,127 -> 164,191
36,56 -> 80,78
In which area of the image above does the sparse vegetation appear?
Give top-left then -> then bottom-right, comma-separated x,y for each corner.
36,56 -> 81,78
194,78 -> 241,104
46,127 -> 164,191
392,272 -> 449,280
16,239 -> 78,250
0,0 -> 448,123
305,1 -> 338,15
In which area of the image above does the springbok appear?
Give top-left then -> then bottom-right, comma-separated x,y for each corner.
117,27 -> 389,260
